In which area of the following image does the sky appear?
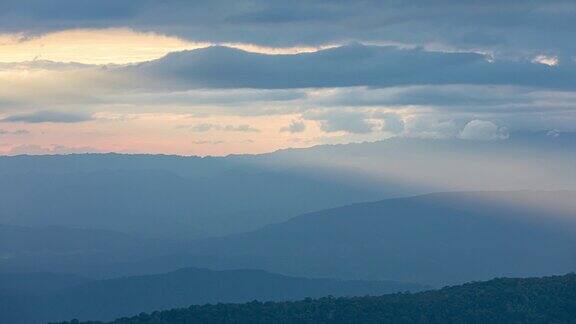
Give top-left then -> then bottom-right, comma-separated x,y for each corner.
0,0 -> 575,156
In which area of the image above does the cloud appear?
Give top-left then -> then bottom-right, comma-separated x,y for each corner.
224,124 -> 260,132
0,62 -> 121,117
0,28 -> 337,65
312,85 -> 533,109
1,58 -> 574,140
1,46 -> 574,131
547,130 -> 561,138
2,110 -> 93,123
374,112 -> 405,134
1,1 -> 575,58
8,144 -> 101,155
459,120 -> 509,140
532,55 -> 559,67
112,89 -> 305,107
189,123 -> 214,132
192,140 -> 224,145
389,116 -> 510,140
186,123 -> 260,133
0,129 -> 29,135
404,116 -> 460,139
306,110 -> 374,134
191,139 -> 256,145
130,44 -> 576,90
280,120 -> 306,133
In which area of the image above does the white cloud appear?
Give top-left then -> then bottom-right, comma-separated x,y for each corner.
459,120 -> 509,141
305,110 -> 374,134
404,116 -> 460,139
374,112 -> 405,134
532,55 -> 559,66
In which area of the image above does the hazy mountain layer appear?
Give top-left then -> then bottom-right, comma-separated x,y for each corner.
180,191 -> 576,286
0,133 -> 573,239
3,191 -> 575,286
0,268 -> 425,324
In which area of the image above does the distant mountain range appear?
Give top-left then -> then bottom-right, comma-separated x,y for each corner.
60,273 -> 576,324
0,268 -> 425,324
1,135 -> 575,323
0,224 -> 181,275
180,190 -> 576,286
0,272 -> 90,295
0,165 -> 385,239
2,191 -> 575,286
0,133 -> 573,239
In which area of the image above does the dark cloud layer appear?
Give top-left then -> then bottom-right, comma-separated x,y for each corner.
2,111 -> 92,123
1,1 -> 575,57
131,44 -> 576,90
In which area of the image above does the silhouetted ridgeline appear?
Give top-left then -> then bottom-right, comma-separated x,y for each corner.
60,273 -> 576,324
181,191 -> 576,286
1,133 -> 574,240
3,191 -> 575,285
0,268 -> 424,323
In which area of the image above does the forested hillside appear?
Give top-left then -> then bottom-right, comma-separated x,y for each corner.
65,273 -> 576,324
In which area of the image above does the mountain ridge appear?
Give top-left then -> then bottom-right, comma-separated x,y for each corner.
180,190 -> 576,285
59,273 -> 576,324
0,267 -> 426,323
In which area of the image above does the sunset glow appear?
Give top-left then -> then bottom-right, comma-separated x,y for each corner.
0,3 -> 574,156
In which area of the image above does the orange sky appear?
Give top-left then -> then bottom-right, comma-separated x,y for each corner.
0,28 -> 355,155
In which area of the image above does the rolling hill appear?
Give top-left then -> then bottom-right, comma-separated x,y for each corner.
0,268 -> 425,323
0,168 -> 384,239
63,273 -> 576,324
3,191 -> 574,286
181,191 -> 576,286
0,224 -> 178,275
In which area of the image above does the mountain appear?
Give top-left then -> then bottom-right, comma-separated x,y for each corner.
63,273 -> 576,324
0,224 -> 177,275
180,191 -> 576,286
0,224 -> 151,254
0,132 -> 573,240
0,268 -> 426,324
3,191 -> 574,285
0,167 -> 385,240
0,272 -> 90,295
3,191 -> 575,285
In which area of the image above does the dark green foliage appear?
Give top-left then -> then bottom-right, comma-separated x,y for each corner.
64,273 -> 576,324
